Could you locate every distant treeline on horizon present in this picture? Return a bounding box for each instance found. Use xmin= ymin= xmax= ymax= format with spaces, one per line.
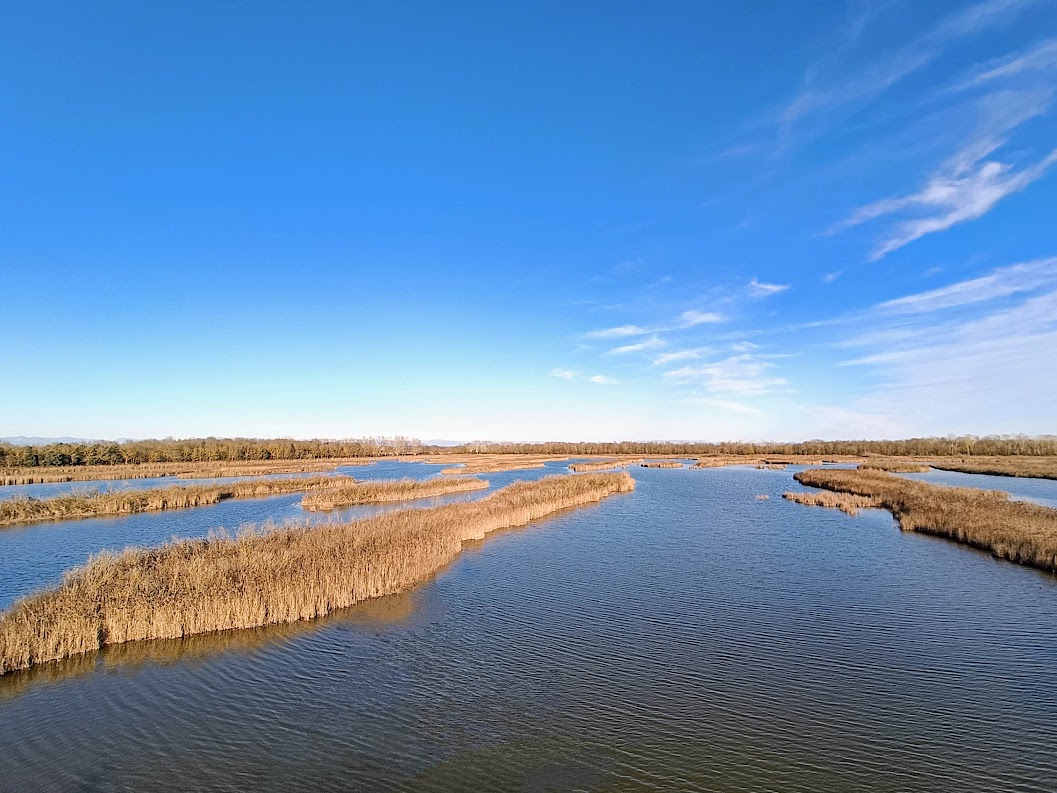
xmin=3 ymin=434 xmax=1057 ymax=468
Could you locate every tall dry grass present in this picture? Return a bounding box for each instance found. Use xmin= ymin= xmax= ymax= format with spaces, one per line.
xmin=641 ymin=462 xmax=684 ymax=469
xmin=782 ymin=490 xmax=879 ymax=516
xmin=301 ymin=477 xmax=489 ymax=510
xmin=568 ymin=459 xmax=644 ymax=472
xmin=858 ymin=460 xmax=932 ymax=473
xmin=0 ymin=472 xmax=634 ymax=675
xmin=929 ymin=457 xmax=1057 ymax=481
xmin=0 ymin=458 xmax=371 ymax=487
xmin=440 ymin=461 xmax=547 ymax=475
xmin=792 ymin=468 xmax=1057 ymax=572
xmin=0 ymin=476 xmax=358 ymax=526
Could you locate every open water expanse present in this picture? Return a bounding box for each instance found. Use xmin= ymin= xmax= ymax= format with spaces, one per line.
xmin=1 ymin=462 xmax=1056 ymax=791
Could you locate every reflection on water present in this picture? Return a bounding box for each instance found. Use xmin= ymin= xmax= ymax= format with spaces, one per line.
xmin=1 ymin=465 xmax=1056 ymax=791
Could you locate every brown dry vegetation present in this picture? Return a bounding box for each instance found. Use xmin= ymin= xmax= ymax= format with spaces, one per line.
xmin=0 ymin=472 xmax=635 ymax=675
xmin=929 ymin=457 xmax=1057 ymax=481
xmin=641 ymin=462 xmax=684 ymax=469
xmin=792 ymin=468 xmax=1057 ymax=573
xmin=0 ymin=476 xmax=360 ymax=526
xmin=568 ymin=459 xmax=644 ymax=472
xmin=440 ymin=460 xmax=549 ymax=475
xmin=756 ymin=463 xmax=788 ymax=470
xmin=301 ymin=477 xmax=489 ymax=510
xmin=0 ymin=458 xmax=372 ymax=487
xmin=858 ymin=460 xmax=932 ymax=473
xmin=783 ymin=490 xmax=879 ymax=516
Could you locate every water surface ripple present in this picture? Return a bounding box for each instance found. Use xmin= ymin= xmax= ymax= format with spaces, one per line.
xmin=1 ymin=464 xmax=1055 ymax=791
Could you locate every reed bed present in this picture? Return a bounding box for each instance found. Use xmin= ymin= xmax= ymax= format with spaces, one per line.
xmin=791 ymin=468 xmax=1057 ymax=572
xmin=756 ymin=463 xmax=788 ymax=470
xmin=0 ymin=476 xmax=358 ymax=526
xmin=783 ymin=490 xmax=879 ymax=516
xmin=0 ymin=472 xmax=635 ymax=675
xmin=301 ymin=477 xmax=489 ymax=510
xmin=691 ymin=458 xmax=751 ymax=469
xmin=0 ymin=458 xmax=371 ymax=487
xmin=440 ymin=461 xmax=547 ymax=475
xmin=641 ymin=462 xmax=684 ymax=469
xmin=568 ymin=458 xmax=644 ymax=472
xmin=929 ymin=457 xmax=1057 ymax=481
xmin=858 ymin=461 xmax=932 ymax=473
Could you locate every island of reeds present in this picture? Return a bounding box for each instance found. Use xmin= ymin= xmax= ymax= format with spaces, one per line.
xmin=0 ymin=472 xmax=634 ymax=675
xmin=301 ymin=477 xmax=488 ymax=510
xmin=0 ymin=476 xmax=358 ymax=526
xmin=786 ymin=468 xmax=1057 ymax=573
xmin=0 ymin=475 xmax=496 ymax=526
xmin=568 ymin=458 xmax=644 ymax=472
xmin=641 ymin=461 xmax=684 ymax=469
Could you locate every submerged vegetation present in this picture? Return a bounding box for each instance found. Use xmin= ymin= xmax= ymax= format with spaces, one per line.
xmin=301 ymin=477 xmax=489 ymax=510
xmin=790 ymin=468 xmax=1057 ymax=573
xmin=0 ymin=472 xmax=635 ymax=675
xmin=568 ymin=459 xmax=644 ymax=472
xmin=0 ymin=476 xmax=360 ymax=526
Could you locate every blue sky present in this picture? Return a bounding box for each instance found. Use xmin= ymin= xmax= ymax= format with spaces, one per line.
xmin=3 ymin=1 xmax=1056 ymax=442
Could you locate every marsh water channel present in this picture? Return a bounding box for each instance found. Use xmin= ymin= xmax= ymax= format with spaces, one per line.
xmin=1 ymin=462 xmax=1056 ymax=791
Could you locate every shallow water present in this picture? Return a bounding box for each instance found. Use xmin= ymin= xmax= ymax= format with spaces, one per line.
xmin=1 ymin=464 xmax=1056 ymax=791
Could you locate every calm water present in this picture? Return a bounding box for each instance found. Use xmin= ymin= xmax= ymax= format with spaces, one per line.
xmin=1 ymin=464 xmax=1056 ymax=791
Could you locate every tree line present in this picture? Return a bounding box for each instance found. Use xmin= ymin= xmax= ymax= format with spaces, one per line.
xmin=5 ymin=433 xmax=1057 ymax=469
xmin=450 ymin=435 xmax=1057 ymax=458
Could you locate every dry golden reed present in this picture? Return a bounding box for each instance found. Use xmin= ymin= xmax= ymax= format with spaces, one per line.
xmin=858 ymin=461 xmax=932 ymax=473
xmin=568 ymin=459 xmax=644 ymax=472
xmin=0 ymin=472 xmax=634 ymax=675
xmin=0 ymin=458 xmax=371 ymax=487
xmin=301 ymin=477 xmax=489 ymax=510
xmin=929 ymin=458 xmax=1057 ymax=481
xmin=440 ymin=461 xmax=547 ymax=475
xmin=640 ymin=462 xmax=684 ymax=469
xmin=792 ymin=468 xmax=1057 ymax=572
xmin=0 ymin=476 xmax=358 ymax=526
xmin=782 ymin=490 xmax=879 ymax=516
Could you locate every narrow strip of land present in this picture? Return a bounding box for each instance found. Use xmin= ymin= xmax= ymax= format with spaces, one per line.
xmin=0 ymin=458 xmax=373 ymax=487
xmin=301 ymin=477 xmax=489 ymax=510
xmin=568 ymin=459 xmax=644 ymax=472
xmin=0 ymin=476 xmax=362 ymax=526
xmin=0 ymin=472 xmax=635 ymax=675
xmin=787 ymin=468 xmax=1057 ymax=573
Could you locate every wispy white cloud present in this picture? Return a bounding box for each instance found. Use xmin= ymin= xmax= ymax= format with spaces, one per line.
xmin=955 ymin=37 xmax=1057 ymax=89
xmin=748 ymin=278 xmax=791 ymax=298
xmin=664 ymin=353 xmax=788 ymax=396
xmin=823 ymin=271 xmax=843 ymax=283
xmin=588 ymin=374 xmax=619 ymax=385
xmin=873 ymin=258 xmax=1057 ymax=314
xmin=548 ymin=368 xmax=579 ymax=380
xmin=784 ymin=0 xmax=1040 ymax=123
xmin=729 ymin=341 xmax=759 ymax=352
xmin=607 ymin=335 xmax=667 ymax=356
xmin=585 ymin=324 xmax=650 ymax=339
xmin=652 ymin=347 xmax=711 ymax=366
xmin=832 ymin=90 xmax=1057 ymax=259
xmin=585 ymin=309 xmax=724 ymax=341
xmin=684 ymin=397 xmax=763 ymax=415
xmin=678 ymin=309 xmax=725 ymax=327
